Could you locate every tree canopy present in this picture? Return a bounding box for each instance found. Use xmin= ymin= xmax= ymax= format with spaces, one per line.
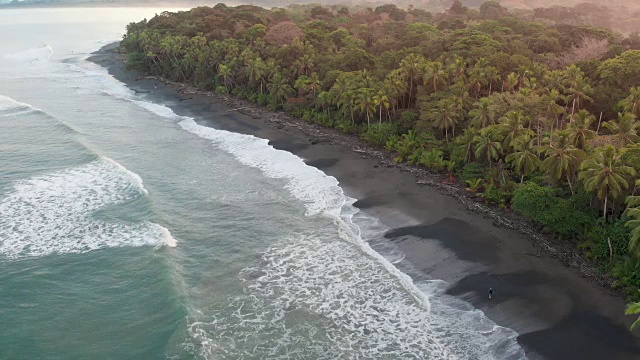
xmin=121 ymin=2 xmax=640 ymax=310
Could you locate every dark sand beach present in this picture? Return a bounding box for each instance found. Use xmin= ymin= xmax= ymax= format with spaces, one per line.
xmin=90 ymin=43 xmax=640 ymax=359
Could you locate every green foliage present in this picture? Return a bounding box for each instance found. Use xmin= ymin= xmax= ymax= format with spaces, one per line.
xmin=598 ymin=51 xmax=640 ymax=90
xmin=418 ymin=148 xmax=446 ymax=171
xmin=121 ymin=3 xmax=640 ymax=307
xmin=512 ymin=183 xmax=593 ymax=238
xmin=621 ymin=144 xmax=640 ymax=172
xmin=625 ymin=302 xmax=640 ymax=330
xmin=580 ymin=219 xmax=631 ymax=264
xmin=336 ymin=118 xmax=357 ymax=134
xmin=125 ymin=52 xmax=147 ymax=70
xmin=215 ymin=85 xmax=229 ymax=95
xmin=477 ymin=180 xmax=515 ymax=208
xmin=398 ymin=110 xmax=419 ymax=132
xmin=458 ymin=162 xmax=486 ymax=184
xmin=612 ymin=257 xmax=640 ymax=301
xmin=361 ymin=123 xmax=399 ymax=146
xmin=465 ymin=178 xmax=485 ymax=193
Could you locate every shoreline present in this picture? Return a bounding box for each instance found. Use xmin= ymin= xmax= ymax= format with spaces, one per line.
xmin=89 ymin=43 xmax=640 ymax=359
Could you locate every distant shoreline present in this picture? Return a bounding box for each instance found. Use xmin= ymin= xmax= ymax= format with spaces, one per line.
xmin=0 ymin=1 xmax=252 ymax=10
xmin=90 ymin=42 xmax=640 ymax=359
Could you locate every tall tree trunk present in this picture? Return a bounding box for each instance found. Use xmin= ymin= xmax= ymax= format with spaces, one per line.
xmin=596 ymin=112 xmax=603 ymax=135
xmin=410 ymin=76 xmax=413 ymax=106
xmin=603 ymin=192 xmax=608 ymax=219
xmin=537 ymin=119 xmax=542 ymax=147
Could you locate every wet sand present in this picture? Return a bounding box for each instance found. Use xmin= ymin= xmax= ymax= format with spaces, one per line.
xmin=90 ymin=43 xmax=640 ymax=359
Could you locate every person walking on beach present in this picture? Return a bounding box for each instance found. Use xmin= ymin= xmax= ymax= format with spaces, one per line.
xmin=488 ymin=287 xmax=495 ymax=300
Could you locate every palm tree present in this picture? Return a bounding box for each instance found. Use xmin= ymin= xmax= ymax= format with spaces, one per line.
xmin=568 ymin=110 xmax=596 ymax=150
xmin=504 ymin=72 xmax=518 ymax=92
xmin=566 ymin=76 xmax=594 ymax=115
xmin=456 ymin=127 xmax=479 ymax=162
xmin=331 ymin=76 xmax=353 ymax=121
xmin=430 ymin=99 xmax=460 ymax=140
xmin=246 ymin=56 xmax=266 ymax=93
xmin=625 ymin=302 xmax=640 ymax=331
xmin=268 ymin=72 xmax=294 ymax=108
xmin=499 ymin=111 xmax=534 ymax=151
xmin=400 ymin=54 xmax=425 ymax=105
xmin=468 ymin=66 xmax=487 ymax=98
xmin=542 ymin=131 xmax=584 ymax=193
xmin=373 ymin=91 xmax=390 ymax=124
xmin=621 ymin=86 xmax=640 ymax=118
xmin=339 ymin=89 xmax=358 ymax=125
xmin=542 ymin=89 xmax=565 ymax=132
xmin=506 ymin=135 xmax=540 ymax=182
xmin=422 ymin=61 xmax=446 ymax=93
xmin=294 ymin=52 xmax=315 ymax=77
xmin=447 ymin=55 xmax=467 ymax=83
xmin=294 ymin=75 xmax=310 ymax=97
xmin=356 ymin=88 xmax=376 ymax=127
xmin=543 ymin=70 xmax=567 ymax=93
xmin=331 ymin=76 xmax=350 ymax=103
xmin=385 ymin=71 xmax=408 ymax=111
xmin=625 ymin=179 xmax=640 ymax=256
xmin=469 ymin=98 xmax=496 ymax=128
xmin=603 ymin=112 xmax=640 ymax=146
xmin=218 ymin=63 xmax=233 ymax=90
xmin=563 ymin=64 xmax=584 ymax=88
xmin=315 ymin=91 xmax=332 ymax=115
xmin=579 ymin=146 xmax=636 ymax=218
xmin=484 ymin=66 xmax=501 ymax=95
xmin=474 ymin=129 xmax=503 ymax=168
xmin=305 ymin=73 xmax=322 ymax=98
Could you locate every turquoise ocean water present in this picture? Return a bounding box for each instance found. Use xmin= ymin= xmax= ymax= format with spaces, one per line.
xmin=0 ymin=8 xmax=526 ymax=359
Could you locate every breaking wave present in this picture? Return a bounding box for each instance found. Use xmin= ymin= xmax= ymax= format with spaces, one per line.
xmin=54 ymin=54 xmax=525 ymax=358
xmin=115 ymin=98 xmax=525 ymax=358
xmin=3 ymin=44 xmax=54 ymax=62
xmin=0 ymin=156 xmax=176 ymax=259
xmin=0 ymin=94 xmax=40 ymax=117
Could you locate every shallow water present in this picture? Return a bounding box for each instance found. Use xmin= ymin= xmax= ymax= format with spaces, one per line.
xmin=0 ymin=8 xmax=526 ymax=359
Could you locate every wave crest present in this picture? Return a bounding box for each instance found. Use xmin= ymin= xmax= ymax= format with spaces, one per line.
xmin=0 ymin=156 xmax=176 ymax=259
xmin=4 ymin=45 xmax=54 ymax=62
xmin=0 ymin=94 xmax=39 ymax=117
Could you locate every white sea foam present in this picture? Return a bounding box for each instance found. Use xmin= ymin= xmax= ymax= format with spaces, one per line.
xmin=118 ymin=105 xmax=524 ymax=358
xmin=0 ymin=94 xmax=39 ymax=117
xmin=4 ymin=45 xmax=54 ymax=62
xmin=132 ymin=100 xmax=182 ymax=119
xmin=63 ymin=61 xmax=137 ymax=99
xmin=190 ymin=231 xmax=524 ymax=359
xmin=179 ymin=118 xmax=345 ymax=217
xmin=65 ymin=62 xmax=524 ymax=357
xmin=0 ymin=156 xmax=176 ymax=259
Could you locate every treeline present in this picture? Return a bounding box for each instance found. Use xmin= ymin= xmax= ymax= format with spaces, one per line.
xmin=121 ymin=1 xmax=640 ymax=301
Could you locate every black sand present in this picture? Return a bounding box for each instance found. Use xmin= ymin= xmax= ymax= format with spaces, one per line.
xmin=89 ymin=43 xmax=640 ymax=359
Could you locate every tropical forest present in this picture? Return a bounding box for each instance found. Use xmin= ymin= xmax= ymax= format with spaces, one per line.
xmin=120 ymin=1 xmax=640 ymax=327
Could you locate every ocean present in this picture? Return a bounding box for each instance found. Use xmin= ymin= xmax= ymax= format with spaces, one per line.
xmin=0 ymin=8 xmax=526 ymax=359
